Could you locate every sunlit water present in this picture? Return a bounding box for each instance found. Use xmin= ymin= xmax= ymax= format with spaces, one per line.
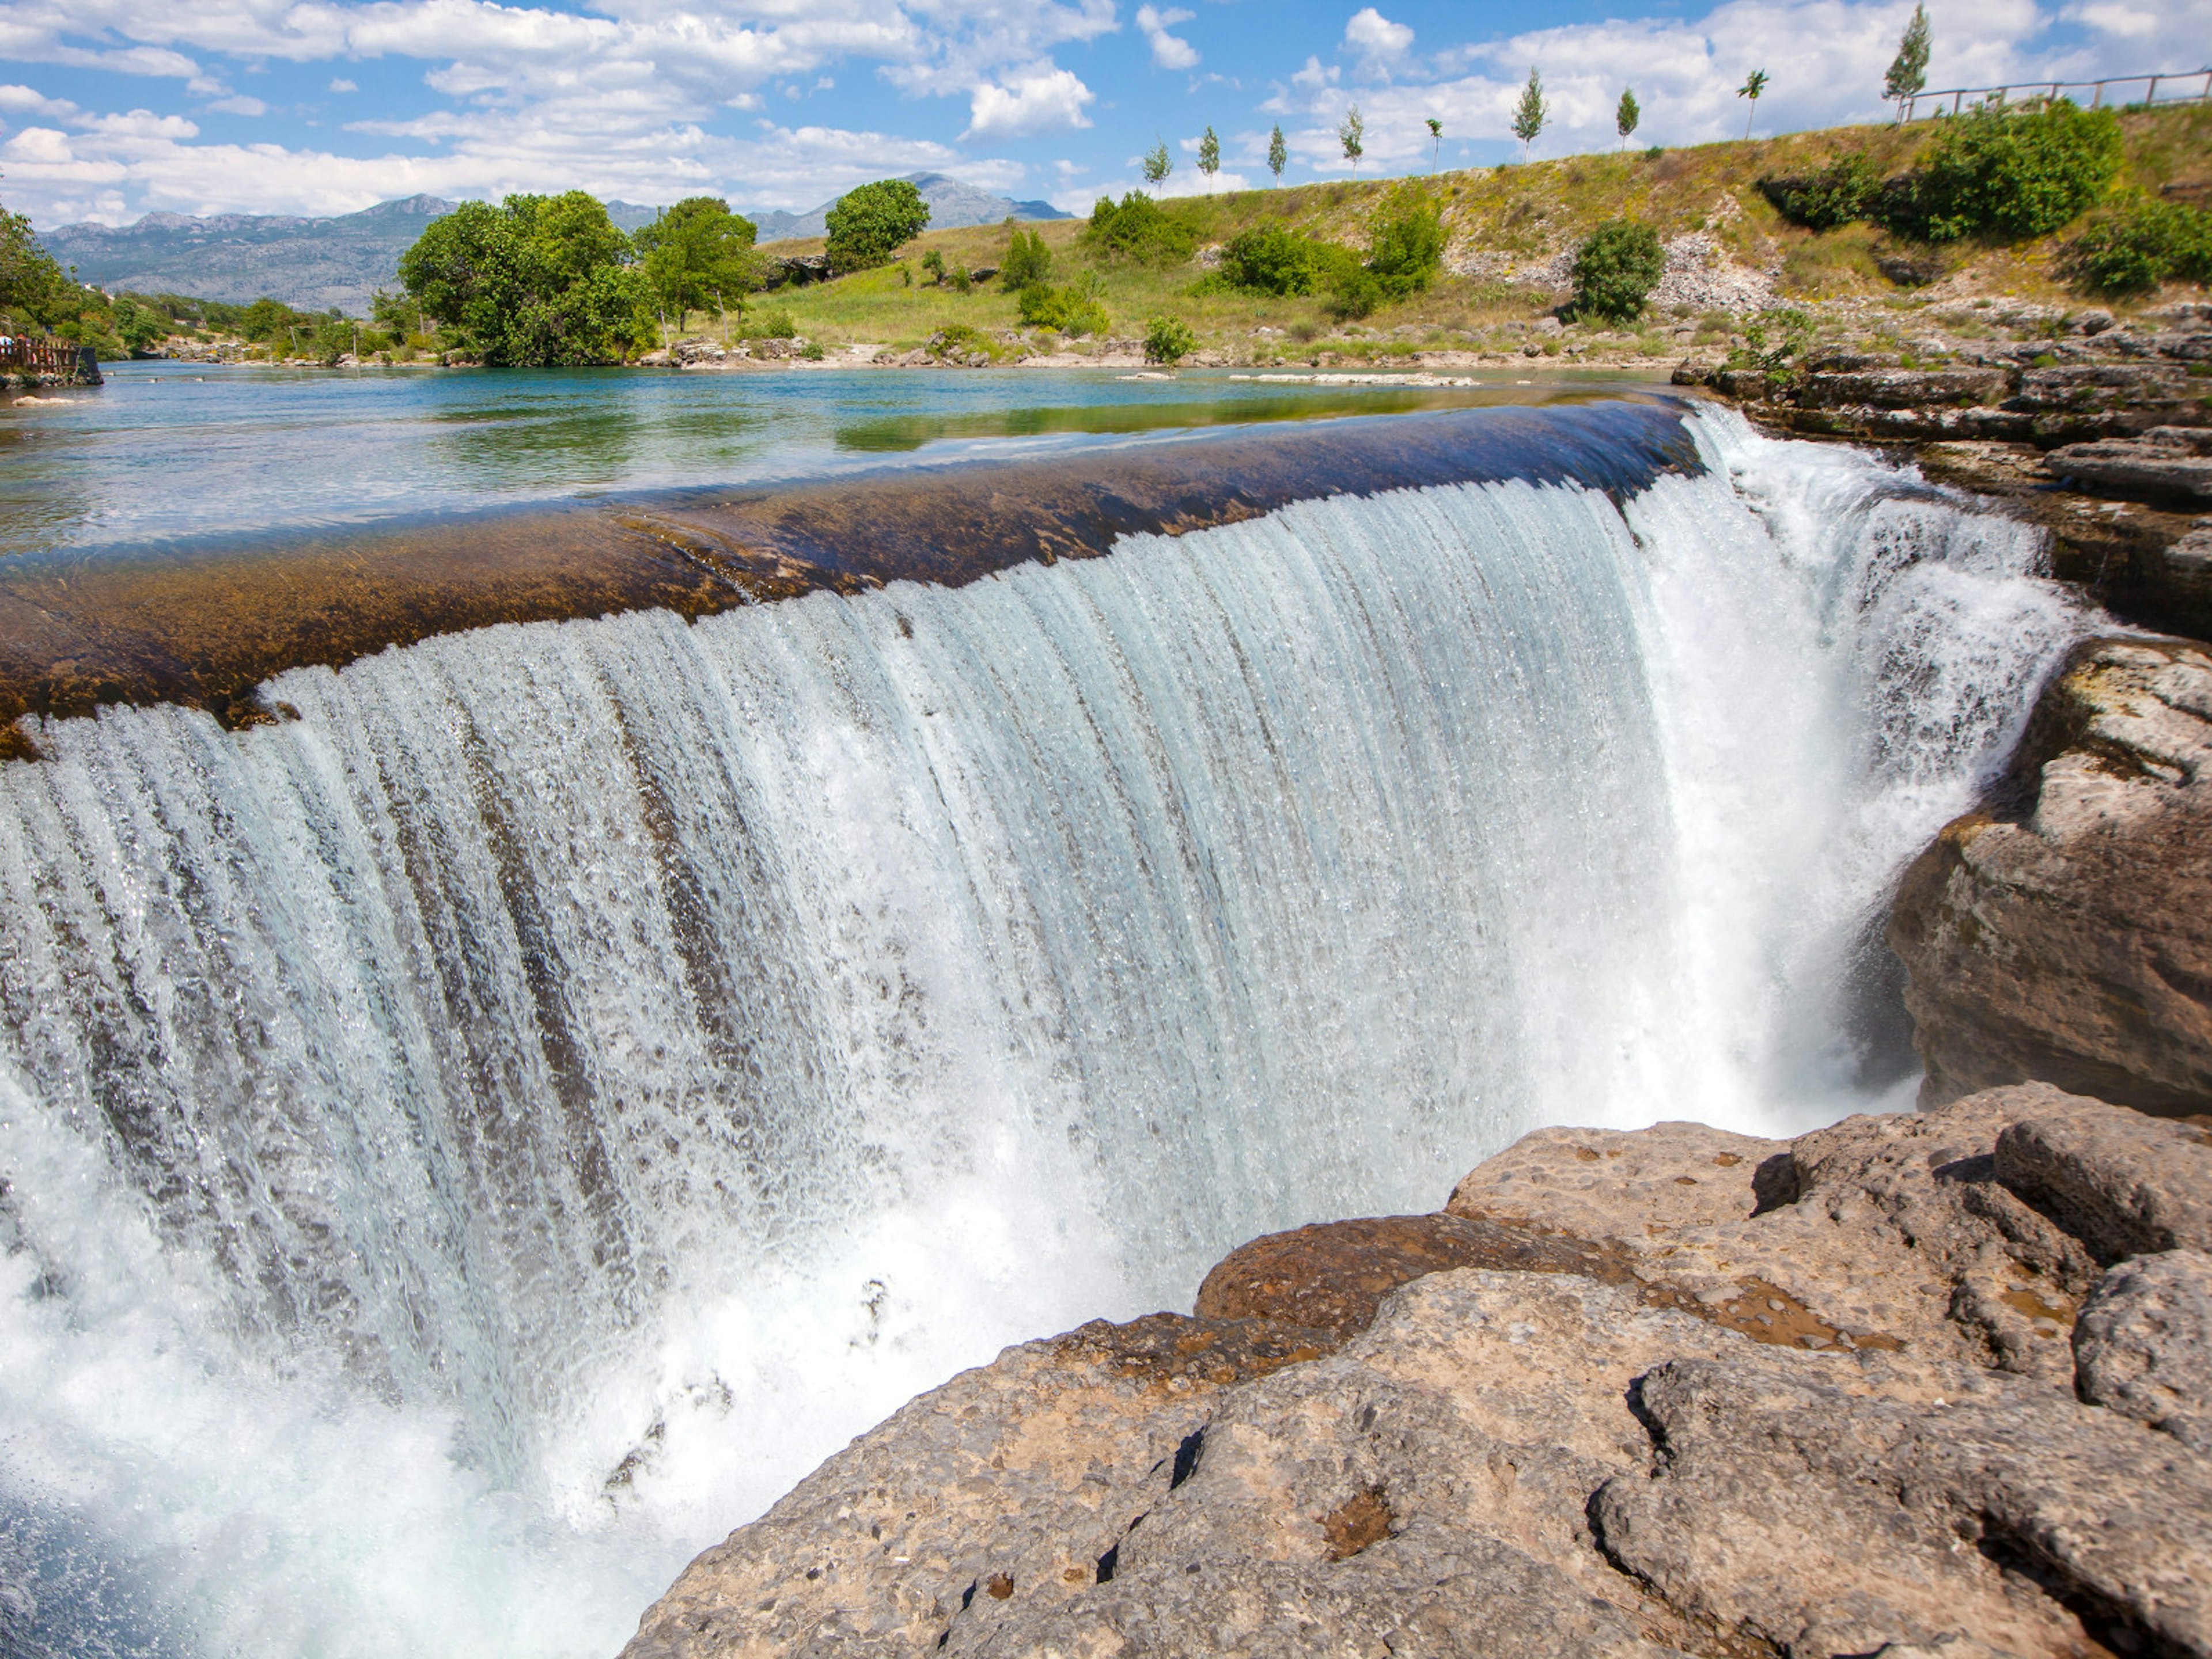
xmin=0 ymin=400 xmax=2090 ymax=1657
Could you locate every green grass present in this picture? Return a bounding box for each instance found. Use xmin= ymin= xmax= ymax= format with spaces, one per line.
xmin=676 ymin=103 xmax=2208 ymax=362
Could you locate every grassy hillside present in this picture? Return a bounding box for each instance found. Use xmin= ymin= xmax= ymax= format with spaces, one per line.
xmin=709 ymin=103 xmax=2210 ymax=366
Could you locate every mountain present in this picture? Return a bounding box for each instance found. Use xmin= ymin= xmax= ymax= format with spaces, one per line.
xmin=745 ymin=172 xmax=1070 ymax=244
xmin=34 ymin=176 xmax=1062 ymax=312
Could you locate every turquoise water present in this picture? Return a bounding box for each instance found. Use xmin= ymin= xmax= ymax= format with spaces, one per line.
xmin=0 ymin=362 xmax=1653 ymax=555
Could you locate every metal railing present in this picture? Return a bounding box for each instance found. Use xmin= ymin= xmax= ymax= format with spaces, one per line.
xmin=0 ymin=336 xmax=85 ymax=374
xmin=1901 ymin=69 xmax=2212 ymax=120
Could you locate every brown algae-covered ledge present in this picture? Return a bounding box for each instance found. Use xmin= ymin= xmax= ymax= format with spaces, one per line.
xmin=0 ymin=399 xmax=1701 ymax=760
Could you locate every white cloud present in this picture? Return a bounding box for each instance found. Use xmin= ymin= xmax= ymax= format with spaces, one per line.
xmin=963 ymin=64 xmax=1094 ymax=138
xmin=1135 ymin=5 xmax=1198 ymax=71
xmin=1343 ymin=7 xmax=1412 ymax=70
xmin=328 ymin=77 xmax=358 ymax=92
xmin=206 ymin=95 xmax=268 ymax=115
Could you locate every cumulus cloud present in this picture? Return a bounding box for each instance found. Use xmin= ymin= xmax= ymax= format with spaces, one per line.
xmin=1342 ymin=7 xmax=1412 ymax=70
xmin=964 ymin=64 xmax=1094 ymax=138
xmin=1135 ymin=5 xmax=1198 ymax=70
xmin=328 ymin=77 xmax=358 ymax=92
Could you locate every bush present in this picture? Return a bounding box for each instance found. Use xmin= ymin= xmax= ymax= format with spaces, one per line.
xmin=1016 ymin=279 xmax=1108 ymax=337
xmin=1143 ymin=314 xmax=1197 ymax=365
xmin=1569 ymin=222 xmax=1666 ymax=323
xmin=1002 ymin=227 xmax=1053 ymax=289
xmin=753 ymin=309 xmax=797 ymax=339
xmin=1323 ymin=263 xmax=1384 ymax=320
xmin=1761 ymin=153 xmax=1880 ymax=231
xmin=2071 ymin=197 xmax=2212 ymax=294
xmin=1085 ymin=193 xmax=1198 ymax=266
xmin=1367 ymin=195 xmax=1446 ymax=298
xmin=1222 ymin=225 xmax=1320 ymax=295
xmin=1908 ymin=101 xmax=2122 ymax=243
xmin=824 ymin=179 xmax=931 ymax=274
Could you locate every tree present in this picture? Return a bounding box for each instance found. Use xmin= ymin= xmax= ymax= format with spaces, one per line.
xmin=1616 ymin=88 xmax=1641 ymax=150
xmin=1885 ymin=4 xmax=1931 ymax=120
xmin=1738 ymin=69 xmax=1770 ymax=139
xmin=1143 ymin=313 xmax=1196 ymax=365
xmin=1569 ymin=221 xmax=1666 ymax=323
xmin=1339 ymin=105 xmax=1365 ymax=174
xmin=1513 ymin=69 xmax=1546 ymax=161
xmin=1002 ymin=226 xmax=1053 ymax=289
xmin=1368 ymin=190 xmax=1446 ymax=297
xmin=1267 ymin=123 xmax=1288 ymax=185
xmin=823 ymin=179 xmax=930 ymax=274
xmin=632 ymin=196 xmax=760 ymax=322
xmin=1425 ymin=116 xmax=1444 ymax=173
xmin=1197 ymin=126 xmax=1221 ymax=191
xmin=1143 ymin=138 xmax=1173 ymax=195
xmin=397 ymin=192 xmax=654 ymax=366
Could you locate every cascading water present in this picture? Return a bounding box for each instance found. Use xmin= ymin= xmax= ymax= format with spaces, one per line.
xmin=0 ymin=408 xmax=2089 ymax=1658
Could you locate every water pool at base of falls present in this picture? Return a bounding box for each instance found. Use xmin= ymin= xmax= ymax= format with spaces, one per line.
xmin=0 ymin=408 xmax=2089 ymax=1657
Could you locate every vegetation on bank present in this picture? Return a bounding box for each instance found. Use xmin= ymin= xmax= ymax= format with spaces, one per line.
xmin=5 ymin=100 xmax=2204 ymax=372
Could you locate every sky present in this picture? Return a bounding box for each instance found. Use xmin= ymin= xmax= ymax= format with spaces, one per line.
xmin=0 ymin=0 xmax=2204 ymax=229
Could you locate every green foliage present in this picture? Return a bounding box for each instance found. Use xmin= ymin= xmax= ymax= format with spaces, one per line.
xmin=1761 ymin=153 xmax=1881 ymax=230
xmin=1198 ymin=126 xmax=1221 ymax=187
xmin=1512 ymin=70 xmax=1546 ymax=153
xmin=1885 ymin=5 xmax=1931 ymax=106
xmin=1726 ymin=306 xmax=1815 ymax=381
xmin=1616 ymin=89 xmax=1640 ymax=146
xmin=823 ymin=179 xmax=930 ymax=274
xmin=398 ymin=193 xmax=653 ymax=366
xmin=1002 ymin=227 xmax=1053 ymax=289
xmin=1084 ymin=192 xmax=1198 ymax=265
xmin=240 ymin=297 xmax=299 ymax=340
xmin=1267 ymin=123 xmax=1288 ymax=183
xmin=110 ymin=296 xmax=166 ymax=355
xmin=1568 ymin=221 xmax=1666 ymax=323
xmin=0 ymin=198 xmax=131 ymax=356
xmin=2070 ymin=196 xmax=2212 ymax=294
xmin=1366 ymin=191 xmax=1446 ymax=298
xmin=1908 ymin=101 xmax=2123 ymax=243
xmin=1143 ymin=139 xmax=1172 ymax=191
xmin=633 ymin=196 xmax=760 ymax=318
xmin=927 ymin=323 xmax=1001 ymax=362
xmin=1221 ymin=225 xmax=1322 ymax=295
xmin=1143 ymin=313 xmax=1196 ymax=365
xmin=1016 ymin=274 xmax=1108 ymax=336
xmin=751 ymin=309 xmax=797 ymax=339
xmin=1339 ymin=105 xmax=1365 ymax=171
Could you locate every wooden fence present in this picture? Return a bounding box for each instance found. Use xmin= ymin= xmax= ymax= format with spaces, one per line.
xmin=0 ymin=336 xmax=90 ymax=376
xmin=1902 ymin=69 xmax=2212 ymax=121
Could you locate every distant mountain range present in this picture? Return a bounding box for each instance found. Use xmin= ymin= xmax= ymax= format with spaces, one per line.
xmin=37 ymin=173 xmax=1069 ymax=314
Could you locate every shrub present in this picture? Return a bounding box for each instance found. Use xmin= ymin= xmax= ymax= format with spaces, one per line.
xmin=1002 ymin=228 xmax=1053 ymax=289
xmin=753 ymin=309 xmax=797 ymax=339
xmin=1016 ymin=279 xmax=1108 ymax=337
xmin=1761 ymin=153 xmax=1880 ymax=231
xmin=1222 ymin=225 xmax=1320 ymax=295
xmin=1569 ymin=222 xmax=1666 ymax=323
xmin=1907 ymin=101 xmax=2122 ymax=243
xmin=1085 ymin=193 xmax=1198 ymax=266
xmin=824 ymin=179 xmax=931 ymax=274
xmin=2071 ymin=197 xmax=2212 ymax=294
xmin=1323 ymin=263 xmax=1385 ymax=320
xmin=1143 ymin=314 xmax=1197 ymax=365
xmin=1367 ymin=195 xmax=1447 ymax=298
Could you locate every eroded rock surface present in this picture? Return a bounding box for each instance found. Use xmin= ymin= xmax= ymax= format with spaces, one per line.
xmin=622 ymin=1088 xmax=2212 ymax=1659
xmin=1889 ymin=637 xmax=2212 ymax=1117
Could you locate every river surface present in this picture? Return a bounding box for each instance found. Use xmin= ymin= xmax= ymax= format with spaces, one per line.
xmin=0 ymin=362 xmax=1652 ymax=556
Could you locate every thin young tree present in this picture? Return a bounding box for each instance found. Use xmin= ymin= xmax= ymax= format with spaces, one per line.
xmin=1339 ymin=104 xmax=1365 ymax=175
xmin=1426 ymin=116 xmax=1443 ymax=173
xmin=1143 ymin=137 xmax=1173 ymax=195
xmin=1737 ymin=67 xmax=1768 ymax=139
xmin=1198 ymin=125 xmax=1221 ymax=192
xmin=1512 ymin=67 xmax=1546 ymax=161
xmin=1884 ymin=4 xmax=1931 ymax=121
xmin=1267 ymin=122 xmax=1288 ymax=185
xmin=1616 ymin=87 xmax=1641 ymax=151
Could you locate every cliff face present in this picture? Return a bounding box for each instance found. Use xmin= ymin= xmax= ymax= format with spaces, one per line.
xmin=619 ymin=1085 xmax=2212 ymax=1659
xmin=1889 ymin=637 xmax=2212 ymax=1117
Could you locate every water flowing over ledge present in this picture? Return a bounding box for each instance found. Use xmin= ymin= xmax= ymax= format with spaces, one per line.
xmin=0 ymin=407 xmax=2092 ymax=1658
xmin=0 ymin=400 xmax=1695 ymax=756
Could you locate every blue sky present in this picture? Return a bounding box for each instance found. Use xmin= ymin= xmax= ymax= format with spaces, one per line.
xmin=0 ymin=0 xmax=2202 ymax=228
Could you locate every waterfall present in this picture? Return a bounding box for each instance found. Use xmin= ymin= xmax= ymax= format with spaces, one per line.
xmin=0 ymin=408 xmax=2087 ymax=1658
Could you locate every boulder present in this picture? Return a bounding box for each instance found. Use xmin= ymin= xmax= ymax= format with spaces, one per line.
xmin=2047 ymin=427 xmax=2212 ymax=504
xmin=1796 ymin=366 xmax=2006 ymax=410
xmin=623 ymin=1090 xmax=2212 ymax=1659
xmin=1889 ymin=637 xmax=2212 ymax=1116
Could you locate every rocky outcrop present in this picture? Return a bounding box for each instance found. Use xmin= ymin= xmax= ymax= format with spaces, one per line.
xmin=1888 ymin=637 xmax=2212 ymax=1117
xmin=2047 ymin=427 xmax=2212 ymax=505
xmin=620 ymin=1086 xmax=2212 ymax=1659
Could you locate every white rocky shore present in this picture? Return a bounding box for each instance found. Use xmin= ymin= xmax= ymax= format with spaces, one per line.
xmin=619 ymin=1084 xmax=2212 ymax=1658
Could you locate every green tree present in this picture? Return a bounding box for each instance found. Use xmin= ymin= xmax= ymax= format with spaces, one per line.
xmin=1267 ymin=123 xmax=1288 ymax=185
xmin=1143 ymin=313 xmax=1196 ymax=365
xmin=1198 ymin=126 xmax=1221 ymax=191
xmin=1885 ymin=5 xmax=1932 ymax=118
xmin=1513 ymin=70 xmax=1546 ymax=160
xmin=1143 ymin=138 xmax=1173 ymax=195
xmin=1339 ymin=104 xmax=1365 ymax=174
xmin=1368 ymin=190 xmax=1446 ymax=297
xmin=2071 ymin=196 xmax=2212 ymax=294
xmin=1085 ymin=192 xmax=1196 ymax=264
xmin=1222 ymin=225 xmax=1321 ymax=294
xmin=633 ymin=196 xmax=760 ymax=321
xmin=1426 ymin=116 xmax=1443 ymax=172
xmin=398 ymin=192 xmax=653 ymax=366
xmin=1910 ymin=100 xmax=2122 ymax=241
xmin=1616 ymin=88 xmax=1641 ymax=150
xmin=823 ymin=179 xmax=930 ymax=274
xmin=1002 ymin=226 xmax=1053 ymax=289
xmin=1738 ymin=69 xmax=1769 ymax=139
xmin=1569 ymin=221 xmax=1666 ymax=323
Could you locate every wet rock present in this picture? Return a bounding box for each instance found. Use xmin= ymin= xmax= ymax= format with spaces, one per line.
xmin=1888 ymin=638 xmax=2212 ymax=1116
xmin=2046 ymin=426 xmax=2212 ymax=504
xmin=2074 ymin=1248 xmax=2212 ymax=1452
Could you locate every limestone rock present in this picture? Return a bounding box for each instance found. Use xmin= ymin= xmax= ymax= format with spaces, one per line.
xmin=2047 ymin=426 xmax=2212 ymax=503
xmin=2074 ymin=1248 xmax=2212 ymax=1452
xmin=1888 ymin=637 xmax=2212 ymax=1117
xmin=1994 ymin=1097 xmax=2212 ymax=1259
xmin=1797 ymin=367 xmax=2008 ymax=410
